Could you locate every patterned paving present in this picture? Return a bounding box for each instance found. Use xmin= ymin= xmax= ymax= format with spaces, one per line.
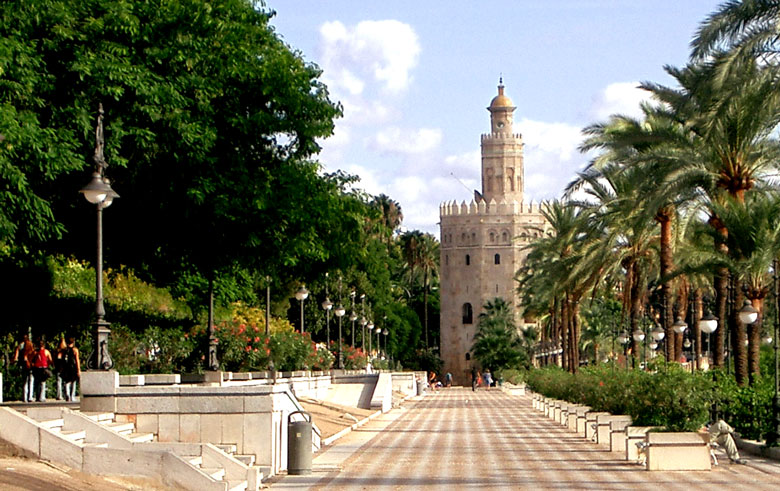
xmin=278 ymin=387 xmax=780 ymax=490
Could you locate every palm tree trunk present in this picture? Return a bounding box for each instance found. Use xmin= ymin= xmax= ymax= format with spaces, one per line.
xmin=731 ymin=279 xmax=748 ymax=386
xmin=423 ymin=267 xmax=429 ymax=349
xmin=657 ymin=209 xmax=674 ymax=362
xmin=561 ymin=296 xmax=569 ymax=372
xmin=630 ymin=262 xmax=642 ymax=368
xmin=571 ymin=298 xmax=581 ymax=371
xmin=714 ymin=269 xmax=728 ymax=366
xmin=694 ymin=288 xmax=703 ymax=370
xmin=748 ymin=297 xmax=763 ymax=384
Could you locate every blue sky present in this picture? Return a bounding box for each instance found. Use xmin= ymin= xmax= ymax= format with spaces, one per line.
xmin=268 ymin=1 xmax=722 ymax=234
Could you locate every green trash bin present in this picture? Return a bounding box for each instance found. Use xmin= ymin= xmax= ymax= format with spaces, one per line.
xmin=287 ymin=410 xmax=312 ymax=475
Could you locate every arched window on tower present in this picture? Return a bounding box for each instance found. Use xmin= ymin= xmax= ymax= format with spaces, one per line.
xmin=465 ymin=254 xmax=471 ymax=266
xmin=462 ymin=303 xmax=473 ymax=324
xmin=445 ymin=254 xmax=449 ymax=266
xmin=465 ymin=353 xmax=471 ymax=361
xmin=494 ymin=254 xmax=500 ymax=265
xmin=502 ymin=231 xmax=508 ymax=242
xmin=489 ymin=232 xmax=495 ymax=242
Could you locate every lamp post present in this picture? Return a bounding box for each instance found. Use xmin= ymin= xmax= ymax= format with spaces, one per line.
xmin=295 ymin=285 xmax=309 ymax=333
xmin=360 ymin=293 xmax=366 ymax=348
xmin=632 ymin=327 xmax=645 ymax=370
xmin=767 ymin=260 xmax=780 ymax=447
xmin=375 ymin=324 xmax=382 ymax=357
xmin=672 ymin=317 xmax=688 ymax=365
xmin=335 ymin=304 xmax=346 ymax=369
xmin=618 ymin=331 xmax=630 ymax=371
xmin=349 ymin=290 xmax=357 ymax=347
xmin=367 ymin=320 xmax=374 ymax=356
xmin=265 ymin=276 xmax=271 ymax=336
xmin=80 ymin=104 xmax=119 ymax=370
xmin=699 ymin=310 xmax=719 ymax=420
xmin=321 ymin=292 xmax=333 ymax=349
xmin=383 ymin=327 xmax=389 ymax=359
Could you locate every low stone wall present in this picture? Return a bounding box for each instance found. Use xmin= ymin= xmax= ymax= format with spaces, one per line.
xmin=81 ymin=369 xmax=404 ymax=476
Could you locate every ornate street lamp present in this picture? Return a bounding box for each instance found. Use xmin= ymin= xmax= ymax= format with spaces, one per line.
xmin=382 ymin=327 xmax=389 ymax=359
xmin=375 ymin=324 xmax=381 ymax=356
xmin=738 ymin=299 xmax=759 ymax=325
xmin=359 ymin=293 xmax=366 ymax=348
xmin=334 ymin=304 xmax=346 ymax=369
xmin=80 ymin=104 xmax=119 ymax=370
xmin=672 ymin=317 xmax=688 ymax=335
xmin=698 ymin=311 xmax=718 ymax=365
xmin=295 ymin=285 xmax=309 ymax=333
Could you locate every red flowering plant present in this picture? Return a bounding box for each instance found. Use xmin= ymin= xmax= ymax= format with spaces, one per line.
xmin=307 ymin=342 xmax=335 ymax=371
xmin=341 ymin=345 xmax=368 ymax=370
xmin=213 ymin=319 xmax=270 ymax=372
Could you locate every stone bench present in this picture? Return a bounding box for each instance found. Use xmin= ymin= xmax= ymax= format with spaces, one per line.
xmin=585 ymin=412 xmax=609 ymax=441
xmin=558 ymin=402 xmax=573 ymax=426
xmin=575 ymin=406 xmax=592 ymax=434
xmin=645 ymin=432 xmax=711 ymax=471
xmin=569 ymin=405 xmax=589 ymax=431
xmin=597 ymin=415 xmax=631 ymax=446
xmin=553 ymin=401 xmax=564 ymax=423
xmin=610 ymin=418 xmax=633 ymax=453
xmin=626 ymin=426 xmax=661 ymax=462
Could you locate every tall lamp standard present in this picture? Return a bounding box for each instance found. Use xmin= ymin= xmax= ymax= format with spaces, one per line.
xmin=334 ymin=303 xmax=346 ymax=369
xmin=367 ymin=320 xmax=375 ymax=356
xmin=321 ymin=295 xmax=333 ymax=349
xmin=618 ymin=331 xmax=630 ymax=371
xmin=359 ymin=293 xmax=366 ymax=348
xmin=672 ymin=317 xmax=688 ymax=365
xmin=382 ymin=327 xmax=389 ymax=360
xmin=699 ymin=310 xmax=719 ymax=419
xmin=632 ymin=327 xmax=646 ymax=370
xmin=80 ymin=104 xmax=119 ymax=370
xmin=295 ymin=285 xmax=309 ymax=333
xmin=767 ymin=259 xmax=780 ymax=447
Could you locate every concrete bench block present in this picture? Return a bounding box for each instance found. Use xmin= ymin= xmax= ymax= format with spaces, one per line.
xmin=610 ymin=418 xmax=633 ymax=453
xmin=585 ymin=412 xmax=609 ymax=440
xmin=597 ymin=415 xmax=631 ymax=446
xmin=645 ymin=432 xmax=711 ymax=471
xmin=626 ymin=426 xmax=661 ymax=461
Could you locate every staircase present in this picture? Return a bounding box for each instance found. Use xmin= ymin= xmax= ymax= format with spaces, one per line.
xmin=0 ymin=406 xmax=261 ymax=491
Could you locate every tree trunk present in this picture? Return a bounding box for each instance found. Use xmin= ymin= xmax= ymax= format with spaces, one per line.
xmin=731 ymin=279 xmax=748 ymax=386
xmin=571 ymin=297 xmax=581 ymax=371
xmin=561 ymin=296 xmax=569 ymax=372
xmin=630 ymin=262 xmax=642 ymax=368
xmin=694 ymin=288 xmax=703 ymax=370
xmin=423 ymin=268 xmax=429 ymax=349
xmin=656 ymin=209 xmax=674 ymax=362
xmin=713 ymin=268 xmax=728 ymax=366
xmin=748 ymin=296 xmax=763 ymax=384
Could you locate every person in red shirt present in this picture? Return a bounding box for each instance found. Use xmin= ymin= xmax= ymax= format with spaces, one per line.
xmin=32 ymin=337 xmax=53 ymax=402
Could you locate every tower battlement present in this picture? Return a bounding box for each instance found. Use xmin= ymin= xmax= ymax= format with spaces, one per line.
xmin=481 ymin=132 xmax=522 ymax=141
xmin=439 ymin=198 xmax=542 ymax=217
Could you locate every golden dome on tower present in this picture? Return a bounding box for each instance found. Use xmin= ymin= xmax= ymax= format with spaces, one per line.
xmin=489 ymin=79 xmax=514 ymax=109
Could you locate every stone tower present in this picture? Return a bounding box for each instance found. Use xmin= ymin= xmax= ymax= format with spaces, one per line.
xmin=439 ymin=81 xmax=546 ymax=385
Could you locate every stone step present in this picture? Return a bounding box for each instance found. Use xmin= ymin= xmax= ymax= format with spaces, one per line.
xmin=60 ymin=429 xmax=86 ymax=443
xmin=82 ymin=411 xmax=115 ymax=423
xmin=188 ymin=455 xmax=203 ymax=467
xmin=84 ymin=442 xmax=109 ymax=448
xmin=104 ymin=421 xmax=135 ymax=434
xmin=128 ymin=432 xmax=155 ymax=443
xmin=227 ymin=480 xmax=248 ymax=491
xmin=39 ymin=418 xmax=64 ymax=430
xmin=200 ymin=467 xmax=226 ymax=480
xmin=233 ymin=454 xmax=255 ymax=466
xmin=216 ymin=443 xmax=237 ymax=454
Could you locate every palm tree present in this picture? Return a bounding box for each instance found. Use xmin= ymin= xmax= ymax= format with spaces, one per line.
xmin=370 ymin=194 xmax=403 ymax=245
xmin=471 ymin=298 xmax=526 ymax=371
xmin=400 ymin=231 xmax=439 ymax=348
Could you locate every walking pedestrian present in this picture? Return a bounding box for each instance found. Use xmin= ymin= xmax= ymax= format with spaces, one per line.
xmin=471 ymin=366 xmax=479 ymax=391
xmin=12 ymin=334 xmax=34 ymax=402
xmin=483 ymin=369 xmax=493 ymax=390
xmin=61 ymin=336 xmax=81 ymax=402
xmin=55 ymin=337 xmax=67 ymax=400
xmin=31 ymin=337 xmax=53 ymax=402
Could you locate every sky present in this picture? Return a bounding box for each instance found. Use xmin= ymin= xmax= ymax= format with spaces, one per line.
xmin=268 ymin=1 xmax=724 ymax=234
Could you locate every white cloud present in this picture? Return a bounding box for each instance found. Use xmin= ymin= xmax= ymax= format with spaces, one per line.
xmin=588 ymin=81 xmax=652 ymax=121
xmin=369 ymin=127 xmax=442 ymax=155
xmin=319 ymin=20 xmax=420 ymax=95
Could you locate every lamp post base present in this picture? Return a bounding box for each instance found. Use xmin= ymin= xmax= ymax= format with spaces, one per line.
xmin=87 ymin=320 xmax=113 ymax=370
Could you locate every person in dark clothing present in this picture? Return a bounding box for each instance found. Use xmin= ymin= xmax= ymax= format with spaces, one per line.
xmin=471 ymin=367 xmax=479 ymax=391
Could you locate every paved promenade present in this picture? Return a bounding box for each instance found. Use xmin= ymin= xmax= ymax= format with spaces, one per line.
xmin=274 ymin=387 xmax=780 ymax=490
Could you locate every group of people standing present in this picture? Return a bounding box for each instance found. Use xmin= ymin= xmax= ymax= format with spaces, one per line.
xmin=470 ymin=367 xmax=493 ymax=391
xmin=12 ymin=335 xmax=81 ymax=403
